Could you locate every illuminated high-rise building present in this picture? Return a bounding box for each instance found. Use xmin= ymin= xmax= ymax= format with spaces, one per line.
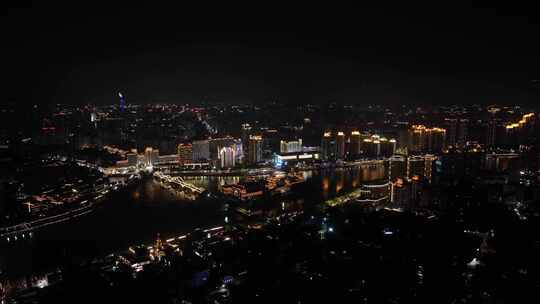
xmin=177 ymin=143 xmax=193 ymax=164
xmin=505 ymin=113 xmax=535 ymax=131
xmin=407 ymin=155 xmax=425 ymax=179
xmin=358 ymin=134 xmax=396 ymax=158
xmin=406 ymin=154 xmax=437 ymax=182
xmin=409 ymin=125 xmax=427 ymax=152
xmin=241 ymin=123 xmax=251 ymax=151
xmin=119 ymin=92 xmax=126 ymax=112
xmin=410 ymin=175 xmax=424 ymax=203
xmin=350 ymin=131 xmax=362 ymax=157
xmin=389 ymin=155 xmax=407 ymax=180
xmin=321 ymin=132 xmax=336 ymax=161
xmin=379 ymin=137 xmax=396 ymax=157
xmin=240 ymin=123 xmax=252 ymax=161
xmin=262 ymin=128 xmax=280 ymax=152
xmin=280 ymin=138 xmax=302 ymax=153
xmin=424 ymin=154 xmax=437 ymax=182
xmin=219 ymin=146 xmax=236 ymax=168
xmin=144 ymin=147 xmax=159 ymax=166
xmin=231 ymin=140 xmax=244 ymax=164
xmin=362 ymin=138 xmax=377 ymax=157
xmin=444 ymin=118 xmax=468 ymax=148
xmin=391 ymin=178 xmax=411 ymax=208
xmin=427 ymin=127 xmax=446 ymax=152
xmin=248 ymin=135 xmax=263 ymax=164
xmin=336 ymin=132 xmax=346 ymax=159
xmin=408 ymin=125 xmax=446 ymax=153
xmin=209 ymin=137 xmax=235 ymax=160
xmin=192 ymin=140 xmax=210 ymax=161
xmin=144 ymin=147 xmax=152 ymax=165
xmin=504 ymin=112 xmax=535 ymax=147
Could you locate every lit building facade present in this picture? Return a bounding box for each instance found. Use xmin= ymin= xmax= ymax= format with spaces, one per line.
xmin=389 ymin=155 xmax=407 ymax=180
xmin=219 ymin=146 xmax=236 ymax=168
xmin=407 ymin=155 xmax=425 ymax=179
xmin=391 ymin=178 xmax=411 ymax=208
xmin=177 ymin=143 xmax=193 ymax=164
xmin=356 ymin=182 xmax=391 ymax=204
xmin=504 ymin=112 xmax=535 ymax=147
xmin=349 ymin=131 xmax=362 ymax=157
xmin=408 ymin=125 xmax=446 ymax=153
xmin=406 ymin=154 xmax=437 ymax=182
xmin=321 ymin=132 xmax=336 ymax=161
xmin=273 ymin=152 xmax=320 ymax=167
xmin=192 ymin=140 xmax=210 ymax=161
xmin=248 ymin=135 xmax=263 ymax=164
xmin=280 ymin=138 xmax=303 ymax=153
xmin=336 ymin=132 xmax=346 ymax=159
xmin=144 ymin=147 xmax=159 ymax=166
xmin=241 ymin=123 xmax=252 ymax=152
xmin=361 ymin=135 xmax=397 ymax=157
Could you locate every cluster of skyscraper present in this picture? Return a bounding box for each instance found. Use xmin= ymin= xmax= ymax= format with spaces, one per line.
xmin=404 ymin=125 xmax=446 ymax=153
xmin=486 ymin=111 xmax=536 ymax=148
xmin=182 ymin=137 xmax=244 ymax=168
xmin=321 ymin=131 xmax=397 ymax=160
xmin=174 ymin=124 xmax=265 ymax=169
xmin=317 ymin=126 xmax=449 ymax=209
xmin=444 ymin=118 xmax=469 ymax=148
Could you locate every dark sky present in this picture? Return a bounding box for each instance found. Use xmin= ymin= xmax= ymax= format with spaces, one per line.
xmin=3 ymin=3 xmax=540 ymax=106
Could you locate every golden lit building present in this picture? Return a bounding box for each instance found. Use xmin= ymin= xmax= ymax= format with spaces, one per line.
xmin=177 ymin=143 xmax=193 ymax=164
xmin=505 ymin=112 xmax=535 ymax=146
xmin=408 ymin=125 xmax=446 ymax=153
xmin=350 ymin=131 xmax=362 ymax=156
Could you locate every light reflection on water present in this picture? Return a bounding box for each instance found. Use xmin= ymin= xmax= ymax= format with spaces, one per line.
xmin=1 ymin=166 xmax=388 ymax=279
xmin=336 ymin=170 xmax=345 ymax=194
xmin=179 ymin=176 xmax=240 ymax=192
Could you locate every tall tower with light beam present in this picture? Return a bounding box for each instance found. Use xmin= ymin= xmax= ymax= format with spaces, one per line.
xmin=118 ymin=92 xmax=126 ymax=112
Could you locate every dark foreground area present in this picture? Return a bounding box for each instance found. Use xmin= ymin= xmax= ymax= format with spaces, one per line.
xmin=9 ymin=202 xmax=540 ymax=304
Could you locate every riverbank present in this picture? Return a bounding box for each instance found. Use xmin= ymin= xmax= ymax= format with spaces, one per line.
xmin=0 ymin=176 xmax=142 ymax=242
xmin=1 ymin=166 xmax=386 ymax=281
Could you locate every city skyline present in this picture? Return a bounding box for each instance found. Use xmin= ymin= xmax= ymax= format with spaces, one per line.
xmin=2 ymin=4 xmax=540 ymax=303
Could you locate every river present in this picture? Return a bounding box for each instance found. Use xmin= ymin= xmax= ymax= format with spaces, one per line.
xmin=0 ymin=166 xmax=383 ymax=280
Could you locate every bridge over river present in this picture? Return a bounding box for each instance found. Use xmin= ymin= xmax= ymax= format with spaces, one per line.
xmin=153 ymin=171 xmax=206 ymax=194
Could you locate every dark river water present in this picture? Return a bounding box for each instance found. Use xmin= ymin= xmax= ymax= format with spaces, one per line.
xmin=0 ymin=167 xmax=382 ymax=279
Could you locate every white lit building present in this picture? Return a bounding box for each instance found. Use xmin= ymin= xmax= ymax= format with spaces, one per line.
xmin=280 ymin=138 xmax=303 ymax=153
xmin=219 ymin=146 xmax=236 ymax=168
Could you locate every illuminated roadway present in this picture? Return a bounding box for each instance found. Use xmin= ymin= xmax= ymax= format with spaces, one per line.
xmin=1 ymin=204 xmax=94 ymax=241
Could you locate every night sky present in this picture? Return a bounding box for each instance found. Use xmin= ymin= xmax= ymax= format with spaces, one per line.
xmin=3 ymin=3 xmax=540 ymax=107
